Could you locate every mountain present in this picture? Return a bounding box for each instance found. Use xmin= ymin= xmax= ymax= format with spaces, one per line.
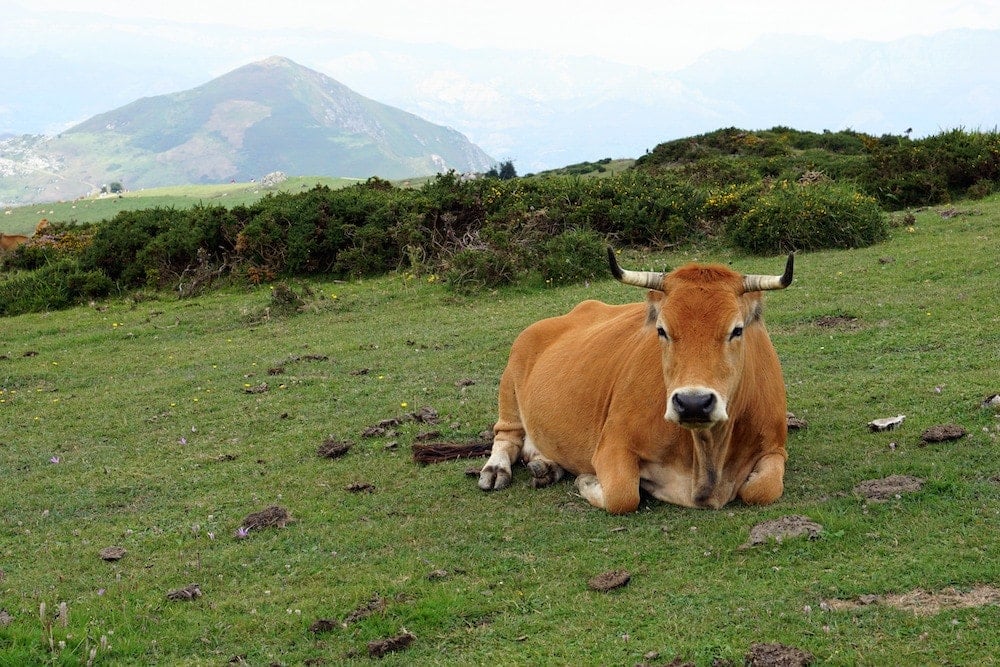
xmin=0 ymin=56 xmax=494 ymax=205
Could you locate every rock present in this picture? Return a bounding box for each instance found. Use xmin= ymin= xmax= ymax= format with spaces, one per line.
xmin=868 ymin=414 xmax=905 ymax=432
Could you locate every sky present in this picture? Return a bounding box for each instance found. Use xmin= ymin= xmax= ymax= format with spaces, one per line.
xmin=15 ymin=0 xmax=1000 ymax=71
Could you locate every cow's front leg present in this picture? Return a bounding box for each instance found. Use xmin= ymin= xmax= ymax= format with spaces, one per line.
xmin=576 ymin=443 xmax=640 ymax=514
xmin=478 ymin=437 xmax=521 ymax=491
xmin=738 ymin=452 xmax=786 ymax=505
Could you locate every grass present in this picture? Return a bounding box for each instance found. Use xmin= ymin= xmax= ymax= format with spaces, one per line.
xmin=0 ymin=176 xmax=359 ymax=234
xmin=1 ymin=199 xmax=998 ymax=664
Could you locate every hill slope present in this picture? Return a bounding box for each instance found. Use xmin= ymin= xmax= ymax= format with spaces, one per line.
xmin=0 ymin=56 xmax=494 ymax=205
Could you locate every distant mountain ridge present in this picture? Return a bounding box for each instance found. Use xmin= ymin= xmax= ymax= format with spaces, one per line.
xmin=0 ymin=56 xmax=494 ymax=205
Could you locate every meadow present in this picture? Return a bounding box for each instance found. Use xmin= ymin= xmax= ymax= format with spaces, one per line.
xmin=0 ymin=196 xmax=998 ymax=664
xmin=1 ymin=176 xmax=358 ymax=234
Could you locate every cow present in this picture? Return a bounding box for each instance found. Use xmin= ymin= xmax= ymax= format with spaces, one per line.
xmin=0 ymin=233 xmax=31 ymax=253
xmin=478 ymin=248 xmax=793 ymax=513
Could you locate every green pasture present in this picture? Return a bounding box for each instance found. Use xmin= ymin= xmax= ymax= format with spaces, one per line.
xmin=0 ymin=200 xmax=998 ymax=664
xmin=0 ymin=177 xmax=359 ymax=234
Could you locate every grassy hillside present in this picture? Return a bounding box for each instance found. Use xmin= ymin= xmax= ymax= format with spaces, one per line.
xmin=1 ymin=196 xmax=997 ymax=664
xmin=1 ymin=176 xmax=358 ymax=234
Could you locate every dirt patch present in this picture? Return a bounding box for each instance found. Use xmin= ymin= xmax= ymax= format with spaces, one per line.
xmin=344 ymin=595 xmax=387 ymax=626
xmin=825 ymin=584 xmax=1000 ymax=615
xmin=853 ymin=475 xmax=924 ymax=501
xmin=741 ymin=515 xmax=822 ymax=549
xmin=308 ymin=618 xmax=337 ymax=633
xmin=587 ymin=570 xmax=631 ymax=592
xmin=367 ymin=631 xmax=415 ymax=658
xmin=99 ymin=546 xmax=126 ymax=561
xmin=814 ymin=315 xmax=860 ymax=330
xmin=786 ymin=412 xmax=807 ymax=430
xmin=920 ymin=424 xmax=967 ymax=443
xmin=166 ymin=583 xmax=202 ymax=601
xmin=318 ymin=438 xmax=352 ymax=458
xmin=745 ymin=642 xmax=814 ymax=666
xmin=240 ymin=505 xmax=292 ymax=531
xmin=346 ymin=482 xmax=374 ymax=493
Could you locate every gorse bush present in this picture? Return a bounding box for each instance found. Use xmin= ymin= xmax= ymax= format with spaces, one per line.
xmin=726 ymin=180 xmax=887 ymax=254
xmin=861 ymin=129 xmax=1000 ymax=208
xmin=4 ymin=127 xmax=996 ymax=315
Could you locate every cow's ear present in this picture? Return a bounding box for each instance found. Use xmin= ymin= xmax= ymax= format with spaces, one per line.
xmin=742 ymin=293 xmax=764 ymax=325
xmin=645 ymin=290 xmax=665 ymax=326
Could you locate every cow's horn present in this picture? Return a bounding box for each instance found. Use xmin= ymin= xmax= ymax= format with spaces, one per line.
xmin=743 ymin=254 xmax=794 ymax=292
xmin=607 ymin=247 xmax=664 ymax=290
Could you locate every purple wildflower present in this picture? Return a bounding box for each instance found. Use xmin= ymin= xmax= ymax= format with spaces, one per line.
xmin=234 ymin=526 xmax=251 ymax=539
xmin=49 ymin=456 xmax=60 ymax=464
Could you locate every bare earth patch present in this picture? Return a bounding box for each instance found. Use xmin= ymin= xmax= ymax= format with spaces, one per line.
xmin=240 ymin=505 xmax=292 ymax=530
xmin=745 ymin=642 xmax=814 ymax=666
xmin=814 ymin=315 xmax=861 ymax=330
xmin=587 ymin=569 xmax=631 ymax=592
xmin=853 ymin=475 xmax=924 ymax=502
xmin=367 ymin=631 xmax=415 ymax=658
xmin=825 ymin=585 xmax=1000 ymax=615
xmin=786 ymin=412 xmax=807 ymax=430
xmin=741 ymin=515 xmax=822 ymax=549
xmin=343 ymin=594 xmax=387 ymax=626
xmin=99 ymin=546 xmax=126 ymax=561
xmin=166 ymin=583 xmax=202 ymax=601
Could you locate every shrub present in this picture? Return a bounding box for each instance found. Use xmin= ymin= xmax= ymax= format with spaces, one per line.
xmin=726 ymin=180 xmax=887 ymax=254
xmin=0 ymin=260 xmax=113 ymax=317
xmin=537 ymin=229 xmax=608 ymax=285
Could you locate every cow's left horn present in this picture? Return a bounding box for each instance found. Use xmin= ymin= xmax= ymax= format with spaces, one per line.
xmin=607 ymin=247 xmax=664 ymax=290
xmin=743 ymin=254 xmax=794 ymax=292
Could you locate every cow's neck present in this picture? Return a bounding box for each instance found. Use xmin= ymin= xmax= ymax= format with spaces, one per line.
xmin=690 ymin=422 xmax=734 ymax=508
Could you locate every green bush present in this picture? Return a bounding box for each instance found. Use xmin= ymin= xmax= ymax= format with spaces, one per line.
xmin=537 ymin=229 xmax=608 ymax=285
xmin=0 ymin=260 xmax=113 ymax=317
xmin=726 ymin=180 xmax=887 ymax=254
xmin=861 ymin=129 xmax=1000 ymax=208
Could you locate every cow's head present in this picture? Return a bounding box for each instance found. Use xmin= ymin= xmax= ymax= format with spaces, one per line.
xmin=608 ymin=248 xmax=792 ymax=429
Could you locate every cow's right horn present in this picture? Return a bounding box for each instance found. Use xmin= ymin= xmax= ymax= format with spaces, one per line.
xmin=607 ymin=247 xmax=664 ymax=290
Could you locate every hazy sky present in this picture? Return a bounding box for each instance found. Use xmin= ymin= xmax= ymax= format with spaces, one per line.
xmin=15 ymin=0 xmax=1000 ymax=70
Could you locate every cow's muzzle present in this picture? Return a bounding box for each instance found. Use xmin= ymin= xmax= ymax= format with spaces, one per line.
xmin=667 ymin=388 xmax=727 ymax=427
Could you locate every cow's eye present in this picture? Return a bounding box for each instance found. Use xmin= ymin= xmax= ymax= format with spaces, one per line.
xmin=656 ymin=326 xmax=669 ymax=340
xmin=730 ymin=325 xmax=744 ymax=340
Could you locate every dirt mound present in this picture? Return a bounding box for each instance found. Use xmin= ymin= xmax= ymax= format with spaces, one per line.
xmin=920 ymin=424 xmax=967 ymax=443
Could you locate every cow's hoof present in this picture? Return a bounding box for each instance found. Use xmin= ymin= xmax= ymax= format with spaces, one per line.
xmin=478 ymin=465 xmax=511 ymax=491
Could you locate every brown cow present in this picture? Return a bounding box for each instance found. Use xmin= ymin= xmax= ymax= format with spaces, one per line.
xmin=478 ymin=249 xmax=793 ymax=513
xmin=0 ymin=233 xmax=31 ymax=253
